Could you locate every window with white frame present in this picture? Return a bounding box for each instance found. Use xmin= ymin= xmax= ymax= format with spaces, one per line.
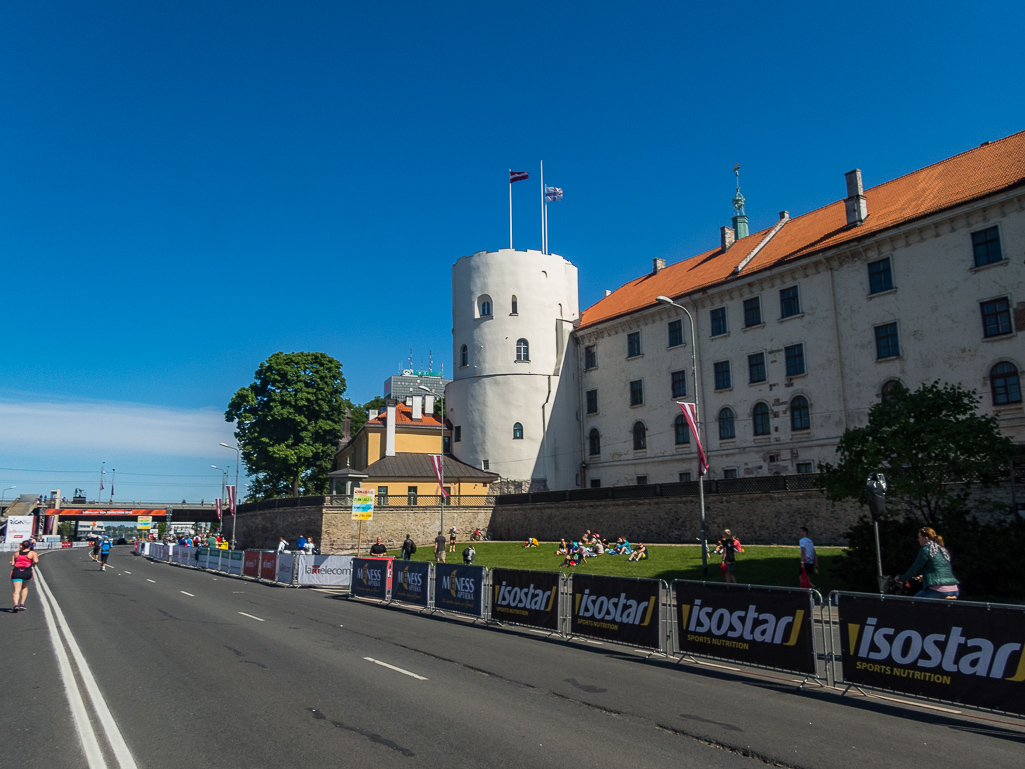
xmin=516 ymin=338 xmax=530 ymax=361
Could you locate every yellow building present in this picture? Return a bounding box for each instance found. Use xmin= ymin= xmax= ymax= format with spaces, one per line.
xmin=331 ymin=396 xmax=496 ymax=504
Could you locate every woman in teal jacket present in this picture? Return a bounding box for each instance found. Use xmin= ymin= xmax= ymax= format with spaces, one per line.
xmin=898 ymin=527 xmax=959 ymax=599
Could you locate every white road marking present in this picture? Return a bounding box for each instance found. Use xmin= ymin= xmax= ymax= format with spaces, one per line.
xmin=123 ymin=571 xmax=131 ymax=574
xmin=364 ymin=657 xmax=428 ymax=680
xmin=146 ymin=579 xmax=156 ymax=583
xmin=180 ymin=591 xmax=195 ymax=597
xmin=37 ymin=570 xmax=140 ymax=769
xmin=238 ymin=611 xmax=265 ymax=622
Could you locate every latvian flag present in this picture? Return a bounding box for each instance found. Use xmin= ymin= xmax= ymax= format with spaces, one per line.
xmin=428 ymin=455 xmax=449 ymax=497
xmin=678 ymin=402 xmax=709 ymax=476
xmin=215 ymin=498 xmax=222 ymax=522
xmin=509 ymin=170 xmax=529 ymax=183
xmin=226 ymin=485 xmax=237 ymax=515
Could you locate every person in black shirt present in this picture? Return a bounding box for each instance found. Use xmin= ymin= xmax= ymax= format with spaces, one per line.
xmin=434 ymin=531 xmax=447 ymax=563
xmin=368 ymin=536 xmax=387 ymax=556
xmin=715 ymin=529 xmax=740 ymax=583
xmin=400 ymin=534 xmax=416 ymax=560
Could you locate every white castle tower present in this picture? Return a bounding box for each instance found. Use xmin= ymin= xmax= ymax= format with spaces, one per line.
xmin=447 ymin=248 xmax=580 ymax=491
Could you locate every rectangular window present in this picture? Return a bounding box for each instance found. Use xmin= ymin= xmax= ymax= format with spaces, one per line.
xmin=629 ymin=379 xmax=644 ymax=406
xmin=482 ymin=459 xmax=489 ymax=471
xmin=627 ymin=332 xmax=642 ymax=358
xmin=671 ymin=370 xmax=687 ymax=398
xmin=981 ymin=298 xmax=1013 ymax=338
xmin=443 ymin=435 xmax=451 ymax=453
xmin=972 ymin=226 xmax=1003 ymax=268
xmin=784 ymin=344 xmax=805 ymax=376
xmin=668 ymin=319 xmax=683 ymax=347
xmin=586 ymin=389 xmax=599 ymax=414
xmin=584 ymin=344 xmax=597 ymax=369
xmin=678 ymin=472 xmax=692 ymax=483
xmin=590 ymin=479 xmax=601 ymax=488
xmin=874 ymin=323 xmax=900 ymax=359
xmin=743 ymin=297 xmax=762 ymax=327
xmin=377 ymin=486 xmax=388 ymax=505
xmin=723 ymin=468 xmax=738 ymax=480
xmin=714 ymin=360 xmax=732 ymax=390
xmin=780 ymin=286 xmax=801 ymax=318
xmin=748 ymin=352 xmax=766 ymax=383
xmin=868 ymin=258 xmax=893 ymax=294
xmin=453 ymin=425 xmax=462 ymax=442
xmin=636 ymin=475 xmax=648 ymax=486
xmin=710 ymin=307 xmax=728 ymax=336
xmin=796 ymin=462 xmax=814 ymax=474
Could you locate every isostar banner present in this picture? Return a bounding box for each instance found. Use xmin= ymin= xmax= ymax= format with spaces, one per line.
xmin=243 ymin=550 xmax=261 ymax=577
xmin=297 ymin=555 xmax=353 ymax=587
xmin=391 ymin=561 xmax=431 ymax=607
xmin=434 ymin=564 xmax=484 ymax=617
xmin=490 ymin=568 xmax=560 ymax=631
xmin=839 ymin=594 xmax=1025 ymax=715
xmin=351 ymin=557 xmax=391 ymax=600
xmin=675 ymin=581 xmax=817 ymax=674
xmin=259 ymin=552 xmax=278 ymax=581
xmin=276 ymin=552 xmax=294 ymax=583
xmin=570 ymin=574 xmax=661 ymax=649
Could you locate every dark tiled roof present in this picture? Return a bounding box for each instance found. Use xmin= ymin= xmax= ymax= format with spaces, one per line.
xmin=363 ymin=453 xmax=498 ymax=482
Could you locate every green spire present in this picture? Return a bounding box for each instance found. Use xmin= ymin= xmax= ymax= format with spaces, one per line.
xmin=732 ymin=163 xmax=748 ymax=238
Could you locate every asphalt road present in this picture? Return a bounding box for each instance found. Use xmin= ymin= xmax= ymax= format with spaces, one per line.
xmin=4 ymin=547 xmax=1024 ymax=769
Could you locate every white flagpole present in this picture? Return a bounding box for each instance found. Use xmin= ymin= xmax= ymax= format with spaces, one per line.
xmin=509 ymin=170 xmax=513 ymax=249
xmin=540 ymin=160 xmax=545 ymax=254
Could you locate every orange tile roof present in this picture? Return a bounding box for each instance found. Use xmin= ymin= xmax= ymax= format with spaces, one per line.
xmin=580 ymin=130 xmax=1025 ymax=328
xmin=369 ymin=403 xmax=447 ymax=428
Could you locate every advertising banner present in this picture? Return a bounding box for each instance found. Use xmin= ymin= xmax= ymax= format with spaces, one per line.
xmin=259 ymin=552 xmax=278 ymax=581
xmin=275 ymin=552 xmax=294 ymax=584
xmin=350 ymin=557 xmax=391 ymax=600
xmin=351 ymin=488 xmax=375 ymax=521
xmin=196 ymin=548 xmax=210 ymax=569
xmin=391 ymin=561 xmax=431 ymax=607
xmin=838 ymin=594 xmax=1025 ymax=715
xmin=137 ymin=515 xmax=152 ymax=530
xmin=297 ymin=555 xmax=353 ymax=587
xmin=434 ymin=564 xmax=484 ymax=617
xmin=490 ymin=568 xmax=560 ymax=631
xmin=570 ymin=574 xmax=661 ymax=649
xmin=4 ymin=516 xmax=34 ymax=544
xmin=243 ymin=550 xmax=261 ymax=577
xmin=674 ymin=581 xmax=816 ymax=674
xmin=227 ymin=550 xmax=244 ymax=576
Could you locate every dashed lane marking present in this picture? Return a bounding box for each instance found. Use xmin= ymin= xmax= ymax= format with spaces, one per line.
xmin=180 ymin=591 xmax=195 ymax=597
xmin=364 ymin=657 xmax=428 ymax=681
xmin=146 ymin=579 xmax=156 ymax=583
xmin=238 ymin=612 xmax=265 ymax=622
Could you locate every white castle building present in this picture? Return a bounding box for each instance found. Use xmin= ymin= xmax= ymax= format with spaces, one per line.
xmin=448 ymin=132 xmax=1025 ymax=491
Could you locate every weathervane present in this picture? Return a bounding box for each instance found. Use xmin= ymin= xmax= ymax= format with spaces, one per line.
xmin=733 ymin=163 xmax=745 ymax=217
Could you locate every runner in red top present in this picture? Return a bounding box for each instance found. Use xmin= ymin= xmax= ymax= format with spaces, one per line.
xmin=10 ymin=540 xmax=39 ymax=612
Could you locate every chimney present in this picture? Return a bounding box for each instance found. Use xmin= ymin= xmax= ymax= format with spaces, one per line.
xmin=424 ymin=394 xmax=435 ymax=415
xmin=720 ymin=225 xmax=735 ymax=252
xmin=385 ymin=399 xmax=397 ymax=457
xmin=652 ymin=257 xmax=665 ymax=274
xmin=604 ymin=289 xmax=612 ymax=297
xmin=368 ymin=409 xmax=379 ymax=420
xmin=844 ymin=169 xmax=868 ymax=226
xmin=412 ymin=395 xmax=423 ymax=421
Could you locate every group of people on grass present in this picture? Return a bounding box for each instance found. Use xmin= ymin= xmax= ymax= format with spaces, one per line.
xmin=542 ymin=531 xmax=648 ymax=567
xmin=276 ymin=535 xmax=319 ymax=554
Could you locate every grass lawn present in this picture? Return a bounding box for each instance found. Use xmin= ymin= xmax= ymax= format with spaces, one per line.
xmin=384 ymin=541 xmax=847 ymax=594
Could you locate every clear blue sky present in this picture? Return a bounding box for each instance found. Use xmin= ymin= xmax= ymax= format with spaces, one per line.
xmin=3 ymin=1 xmax=1023 ymax=503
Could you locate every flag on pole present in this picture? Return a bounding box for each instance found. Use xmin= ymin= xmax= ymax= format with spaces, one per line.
xmin=544 ymin=186 xmax=563 ymax=201
xmin=428 ymin=455 xmax=449 ymax=497
xmin=99 ymin=474 xmax=104 ymax=492
xmin=226 ymin=485 xmax=237 ymax=515
xmin=678 ymin=402 xmax=709 ymax=476
xmin=215 ymin=498 xmax=222 ymax=522
xmin=509 ymin=170 xmax=529 ymax=183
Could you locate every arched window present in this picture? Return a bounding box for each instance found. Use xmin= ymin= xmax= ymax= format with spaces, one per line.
xmin=632 ymin=421 xmax=647 ymax=450
xmin=511 ymin=295 xmax=518 ymax=314
xmin=752 ymin=402 xmax=771 ymax=436
xmin=513 ymin=422 xmax=523 ymax=439
xmin=478 ymin=295 xmax=493 ymax=317
xmin=881 ymin=379 xmax=901 ymax=402
xmin=791 ymin=395 xmax=810 ymax=431
xmin=588 ymin=428 xmax=601 ymax=456
xmin=516 ymin=338 xmax=529 ymax=361
xmin=674 ymin=413 xmax=690 ymax=445
xmin=718 ymin=408 xmax=735 ymax=440
xmin=460 ymin=344 xmax=468 ymax=367
xmin=992 ymin=362 xmax=1022 ymax=405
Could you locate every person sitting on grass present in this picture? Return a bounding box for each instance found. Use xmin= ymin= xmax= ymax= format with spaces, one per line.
xmin=524 ymin=537 xmax=539 ymax=548
xmin=555 ymin=538 xmax=569 ymax=555
xmin=560 ymin=542 xmax=588 ymax=567
xmin=627 ymin=543 xmax=648 ymax=562
xmin=592 ymin=538 xmax=605 ymax=555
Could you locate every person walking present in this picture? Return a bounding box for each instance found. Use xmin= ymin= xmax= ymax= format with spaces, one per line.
xmin=401 ymin=534 xmax=416 ymax=561
xmin=91 ymin=536 xmax=101 ymax=561
xmin=716 ymin=529 xmax=741 ymax=584
xmin=798 ymin=526 xmax=818 ymax=589
xmin=99 ymin=537 xmax=112 ymax=571
xmin=897 ymin=527 xmax=960 ymax=599
xmin=434 ymin=531 xmax=447 ymax=563
xmin=10 ymin=540 xmax=39 ymax=611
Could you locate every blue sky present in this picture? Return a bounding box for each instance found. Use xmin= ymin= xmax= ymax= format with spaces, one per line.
xmin=2 ymin=1 xmax=1023 ymax=503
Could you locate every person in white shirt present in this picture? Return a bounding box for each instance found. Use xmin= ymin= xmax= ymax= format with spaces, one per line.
xmin=277 ymin=536 xmax=287 ymax=553
xmin=799 ymin=526 xmax=818 ymax=588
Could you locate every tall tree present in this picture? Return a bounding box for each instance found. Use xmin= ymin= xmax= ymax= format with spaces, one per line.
xmin=819 ymin=381 xmax=1013 ymax=525
xmin=226 ymin=352 xmax=348 ymax=498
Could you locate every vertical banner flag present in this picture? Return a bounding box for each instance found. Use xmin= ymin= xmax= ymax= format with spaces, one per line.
xmin=678 ymin=402 xmax=709 ymax=476
xmin=215 ymin=498 xmax=222 ymax=522
xmin=429 ymin=454 xmax=449 ymax=497
xmin=226 ymin=485 xmax=236 ymax=515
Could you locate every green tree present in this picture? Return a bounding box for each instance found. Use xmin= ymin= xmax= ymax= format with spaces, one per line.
xmin=226 ymin=352 xmax=348 ymax=498
xmin=819 ymin=381 xmax=1013 ymax=526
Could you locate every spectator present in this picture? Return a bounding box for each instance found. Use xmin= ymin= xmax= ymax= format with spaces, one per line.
xmin=277 ymin=536 xmax=287 ymax=553
xmin=401 ymin=534 xmax=416 ymax=560
xmin=627 ymin=543 xmax=648 ymax=562
xmin=715 ymin=529 xmax=742 ymax=584
xmin=369 ymin=536 xmax=387 ymax=556
xmin=798 ymin=527 xmax=818 ymax=589
xmin=304 ymin=537 xmax=316 ymax=555
xmin=523 ymin=537 xmax=539 ymax=548
xmin=296 ymin=534 xmax=307 ymax=552
xmin=448 ymin=526 xmax=458 ymax=553
xmin=434 ymin=531 xmax=447 ymax=563
xmin=555 ymin=538 xmax=569 ymax=555
xmin=462 ymin=544 xmax=476 ymax=565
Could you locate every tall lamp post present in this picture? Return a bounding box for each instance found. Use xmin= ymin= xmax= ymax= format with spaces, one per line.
xmin=656 ymin=295 xmax=709 ymax=576
xmin=418 ymin=385 xmax=446 ymax=535
xmin=219 ymin=443 xmax=241 ymax=550
xmin=2 ymin=486 xmax=15 ymax=502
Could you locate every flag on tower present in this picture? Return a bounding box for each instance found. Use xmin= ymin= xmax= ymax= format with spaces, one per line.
xmin=544 ymin=186 xmax=563 ymax=201
xmin=509 ymin=170 xmax=529 ymax=183
xmin=678 ymin=402 xmax=709 ymax=476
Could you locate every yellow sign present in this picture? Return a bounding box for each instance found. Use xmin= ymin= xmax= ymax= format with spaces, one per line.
xmin=137 ymin=515 xmax=152 ymax=530
xmin=351 ymin=488 xmax=376 ymax=521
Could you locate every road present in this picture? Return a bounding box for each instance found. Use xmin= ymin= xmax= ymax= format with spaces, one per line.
xmin=4 ymin=547 xmax=1023 ymax=769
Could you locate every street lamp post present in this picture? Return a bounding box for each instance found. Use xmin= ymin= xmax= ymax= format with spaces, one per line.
xmin=418 ymin=385 xmax=446 ymax=536
xmin=219 ymin=443 xmax=242 ymax=550
xmin=656 ymin=295 xmax=709 ymax=575
xmin=2 ymin=486 xmax=15 ymax=502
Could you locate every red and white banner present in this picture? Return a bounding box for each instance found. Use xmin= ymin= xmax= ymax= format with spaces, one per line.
xmin=428 ymin=455 xmax=449 ymax=497
xmin=215 ymin=498 xmax=222 ymax=521
xmin=678 ymin=402 xmax=709 ymax=476
xmin=226 ymin=485 xmax=236 ymax=515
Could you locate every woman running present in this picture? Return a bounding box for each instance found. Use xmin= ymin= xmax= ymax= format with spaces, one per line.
xmin=10 ymin=540 xmax=39 ymax=612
